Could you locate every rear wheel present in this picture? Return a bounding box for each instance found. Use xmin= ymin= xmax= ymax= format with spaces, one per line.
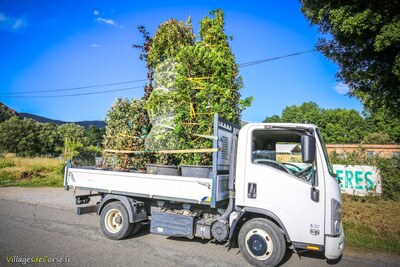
xmin=238 ymin=218 xmax=286 ymax=267
xmin=130 ymin=222 xmax=142 ymax=236
xmin=100 ymin=201 xmax=133 ymax=240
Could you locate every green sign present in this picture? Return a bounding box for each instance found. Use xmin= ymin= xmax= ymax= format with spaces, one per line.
xmin=333 ymin=165 xmax=381 ymax=195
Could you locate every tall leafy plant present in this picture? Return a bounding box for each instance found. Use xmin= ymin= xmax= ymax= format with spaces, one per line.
xmin=144 ymin=18 xmax=196 ymax=165
xmin=105 ymin=9 xmax=252 ymax=168
xmin=103 ymin=98 xmax=152 ymax=170
xmin=172 ymin=9 xmax=252 ymax=165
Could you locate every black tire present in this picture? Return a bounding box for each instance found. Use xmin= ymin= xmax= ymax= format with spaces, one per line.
xmin=238 ymin=218 xmax=286 ymax=267
xmin=130 ymin=222 xmax=142 ymax=236
xmin=100 ymin=201 xmax=133 ymax=240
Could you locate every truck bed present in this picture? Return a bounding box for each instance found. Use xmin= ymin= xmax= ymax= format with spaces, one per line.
xmin=65 ymin=167 xmax=228 ymax=205
xmin=64 ymin=115 xmax=239 ymax=207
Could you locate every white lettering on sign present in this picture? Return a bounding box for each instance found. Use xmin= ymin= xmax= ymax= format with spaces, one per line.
xmin=333 ymin=165 xmax=381 ymax=196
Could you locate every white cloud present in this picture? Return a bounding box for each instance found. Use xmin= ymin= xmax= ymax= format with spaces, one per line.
xmin=95 ymin=17 xmax=116 ymax=26
xmin=91 ymin=44 xmax=101 ymax=48
xmin=0 ymin=12 xmax=26 ymax=31
xmin=12 ymin=19 xmax=25 ymax=29
xmin=93 ymin=10 xmax=99 ymax=16
xmin=95 ymin=17 xmax=123 ymax=28
xmin=334 ymin=82 xmax=350 ymax=95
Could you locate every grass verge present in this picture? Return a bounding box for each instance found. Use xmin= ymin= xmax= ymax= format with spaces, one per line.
xmin=343 ymin=195 xmax=400 ymax=255
xmin=0 ymin=154 xmax=64 ymax=187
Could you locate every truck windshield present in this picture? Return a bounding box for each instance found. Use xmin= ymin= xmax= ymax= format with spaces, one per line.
xmin=251 ymin=129 xmax=313 ymax=183
xmin=316 ymin=128 xmax=335 ymax=177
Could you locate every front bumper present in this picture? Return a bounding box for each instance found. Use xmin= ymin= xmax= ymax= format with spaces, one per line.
xmin=325 ymin=224 xmax=345 ymax=260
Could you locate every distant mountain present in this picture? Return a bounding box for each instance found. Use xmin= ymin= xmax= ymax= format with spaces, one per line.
xmin=19 ymin=113 xmax=106 ymax=128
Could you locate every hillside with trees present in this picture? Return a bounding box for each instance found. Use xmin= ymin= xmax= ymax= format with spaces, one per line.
xmin=19 ymin=112 xmax=106 ymax=129
xmin=0 ymin=102 xmax=18 ymax=123
xmin=0 ymin=103 xmax=105 ymax=165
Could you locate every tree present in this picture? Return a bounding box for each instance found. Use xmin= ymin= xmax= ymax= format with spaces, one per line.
xmin=322 ymin=108 xmax=367 ymax=143
xmin=263 ymin=115 xmax=281 ymax=123
xmin=16 ymin=118 xmax=42 ymax=157
xmin=363 ymin=109 xmax=400 ymax=143
xmin=58 ymin=123 xmax=87 ymax=160
xmin=0 ymin=115 xmax=101 ymax=158
xmin=279 ymin=102 xmax=322 ymax=124
xmin=0 ymin=102 xmax=18 ymax=123
xmin=86 ymin=125 xmax=105 ymax=147
xmin=300 ymin=0 xmax=400 ymax=117
xmin=0 ymin=117 xmax=24 ymax=154
xmin=38 ymin=123 xmax=61 ymax=156
xmin=362 ymin=132 xmax=394 ymax=144
xmin=264 ymin=102 xmax=367 ymax=143
xmin=0 ymin=117 xmax=57 ymax=157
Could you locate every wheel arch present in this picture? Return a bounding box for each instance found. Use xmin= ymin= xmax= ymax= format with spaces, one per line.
xmin=98 ymin=194 xmax=147 ymax=223
xmin=229 ymin=207 xmax=291 ymax=248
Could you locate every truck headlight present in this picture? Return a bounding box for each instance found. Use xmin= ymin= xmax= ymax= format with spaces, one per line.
xmin=331 ymin=198 xmax=342 ymax=236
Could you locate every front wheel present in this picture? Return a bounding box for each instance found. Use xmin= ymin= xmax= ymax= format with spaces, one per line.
xmin=100 ymin=201 xmax=133 ymax=240
xmin=238 ymin=218 xmax=286 ymax=267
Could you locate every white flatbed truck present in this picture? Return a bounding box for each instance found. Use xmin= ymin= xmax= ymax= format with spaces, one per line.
xmin=64 ymin=115 xmax=344 ymax=267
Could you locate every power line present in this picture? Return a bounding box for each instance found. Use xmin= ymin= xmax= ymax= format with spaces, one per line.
xmin=3 ymin=79 xmax=148 ymax=95
xmin=0 ymin=50 xmax=316 ymax=98
xmin=0 ymin=85 xmax=145 ymax=98
xmin=238 ymin=49 xmax=316 ymax=68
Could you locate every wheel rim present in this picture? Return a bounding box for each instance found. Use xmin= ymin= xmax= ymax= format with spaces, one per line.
xmin=104 ymin=208 xmax=123 ymax=233
xmin=245 ymin=228 xmax=274 ymax=260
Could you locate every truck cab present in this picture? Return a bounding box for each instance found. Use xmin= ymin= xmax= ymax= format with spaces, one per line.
xmin=232 ymin=123 xmax=344 ymax=266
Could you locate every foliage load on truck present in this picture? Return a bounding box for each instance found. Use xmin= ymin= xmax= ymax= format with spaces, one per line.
xmin=103 ymin=10 xmax=252 ymax=169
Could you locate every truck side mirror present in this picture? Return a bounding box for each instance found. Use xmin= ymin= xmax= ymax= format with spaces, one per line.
xmin=301 ymin=134 xmax=316 ymax=163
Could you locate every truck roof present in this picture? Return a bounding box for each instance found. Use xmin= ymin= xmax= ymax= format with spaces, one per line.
xmin=242 ymin=122 xmax=318 ymax=131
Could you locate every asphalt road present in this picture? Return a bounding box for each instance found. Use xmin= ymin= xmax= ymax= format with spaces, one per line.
xmin=0 ymin=187 xmax=398 ymax=267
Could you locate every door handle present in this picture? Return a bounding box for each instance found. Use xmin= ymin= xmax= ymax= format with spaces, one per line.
xmin=248 ymin=183 xmax=257 ymax=199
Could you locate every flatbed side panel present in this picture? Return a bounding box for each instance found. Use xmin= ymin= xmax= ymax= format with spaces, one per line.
xmin=64 ymin=160 xmax=71 ymax=191
xmin=211 ymin=114 xmax=240 ymax=208
xmin=67 ymin=168 xmax=213 ymax=204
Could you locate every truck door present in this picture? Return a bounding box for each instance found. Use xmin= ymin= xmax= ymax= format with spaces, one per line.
xmin=242 ymin=127 xmax=325 ymax=247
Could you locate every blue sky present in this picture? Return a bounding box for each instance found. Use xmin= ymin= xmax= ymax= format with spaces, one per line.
xmin=0 ymin=0 xmax=363 ymax=122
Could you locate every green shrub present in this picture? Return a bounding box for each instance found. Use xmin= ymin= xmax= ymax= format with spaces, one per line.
xmin=56 ymin=162 xmax=66 ymax=175
xmin=376 ymin=156 xmax=400 ymax=201
xmin=0 ymin=159 xmax=16 ymax=168
xmin=329 ymin=149 xmax=374 ymax=165
xmin=0 ymin=170 xmax=16 ymax=186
